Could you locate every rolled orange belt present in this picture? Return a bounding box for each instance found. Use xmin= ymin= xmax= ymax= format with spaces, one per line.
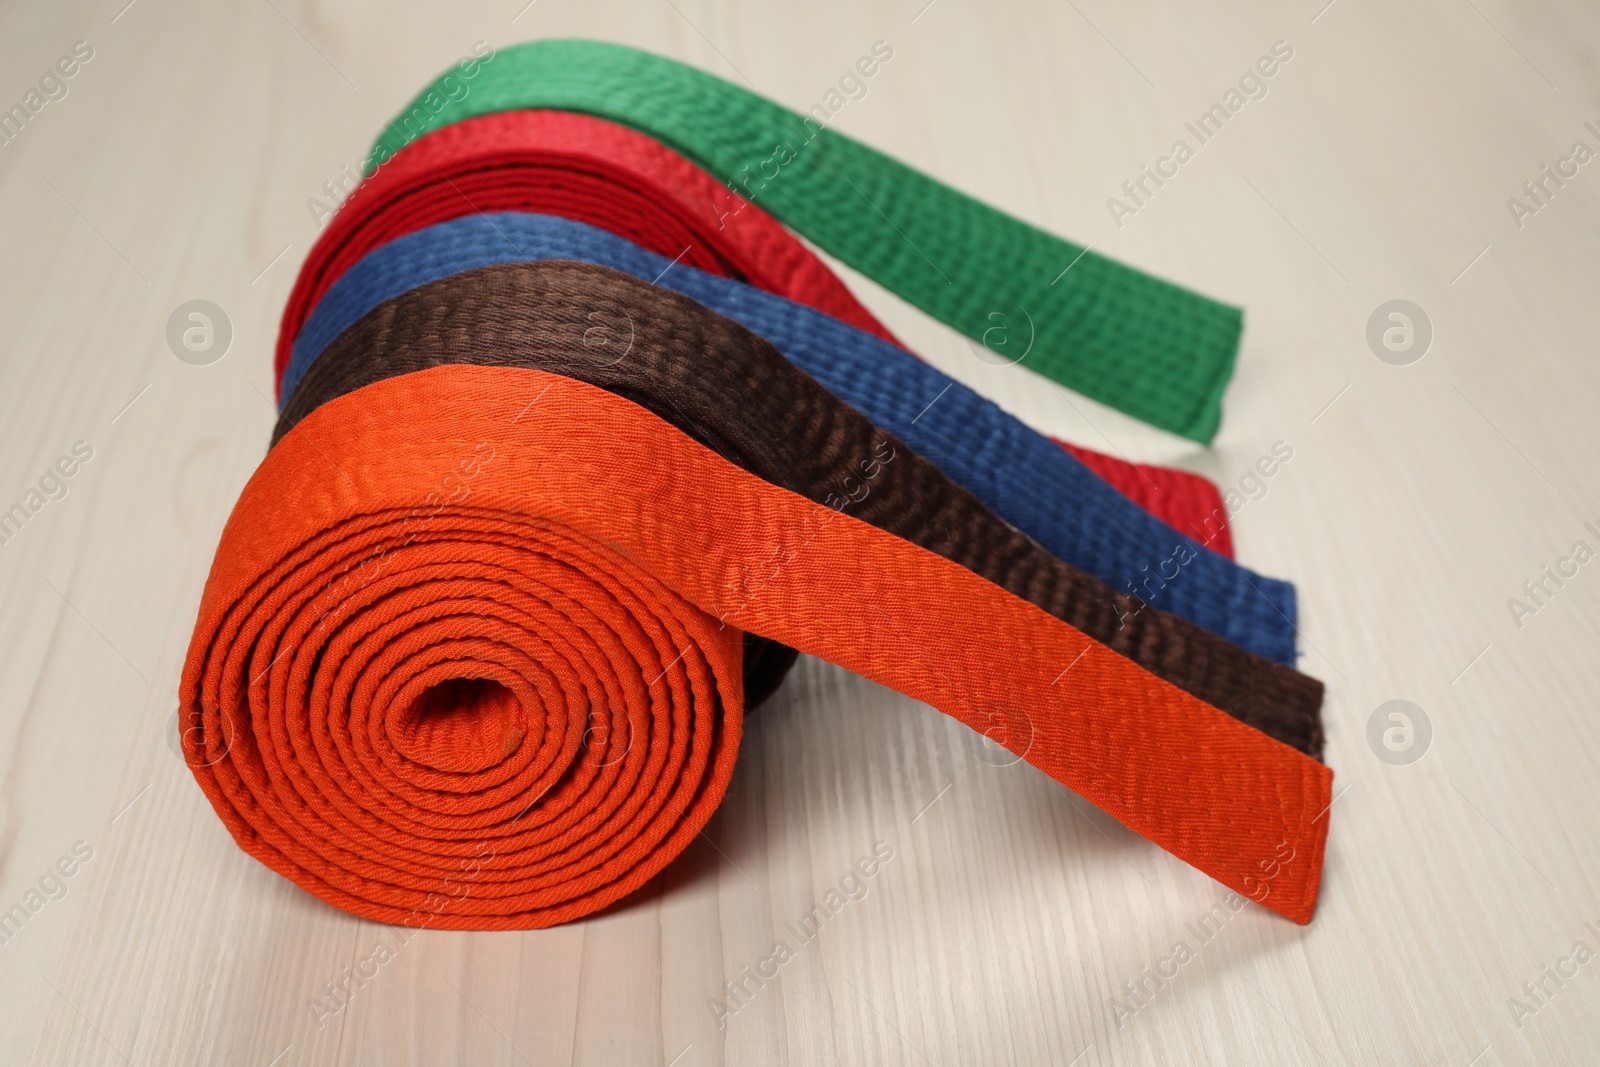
xmin=181 ymin=363 xmax=1331 ymax=927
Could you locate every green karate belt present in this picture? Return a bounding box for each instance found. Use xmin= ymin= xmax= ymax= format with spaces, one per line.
xmin=369 ymin=39 xmax=1242 ymax=442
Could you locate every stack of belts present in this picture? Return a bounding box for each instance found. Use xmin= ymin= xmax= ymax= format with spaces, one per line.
xmin=180 ymin=40 xmax=1331 ymax=929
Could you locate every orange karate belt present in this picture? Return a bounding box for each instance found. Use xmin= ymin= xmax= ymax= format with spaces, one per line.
xmin=181 ymin=364 xmax=1330 ymax=928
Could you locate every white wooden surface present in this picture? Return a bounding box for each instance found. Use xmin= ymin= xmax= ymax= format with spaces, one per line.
xmin=2 ymin=0 xmax=1598 ymax=1063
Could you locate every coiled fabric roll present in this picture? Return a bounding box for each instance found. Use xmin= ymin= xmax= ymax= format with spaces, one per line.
xmin=364 ymin=40 xmax=1243 ymax=442
xmin=284 ymin=108 xmax=1236 ymax=557
xmin=282 ymin=213 xmax=1298 ymax=668
xmin=278 ymin=261 xmax=1323 ymax=756
xmin=184 ymin=354 xmax=1330 ymax=932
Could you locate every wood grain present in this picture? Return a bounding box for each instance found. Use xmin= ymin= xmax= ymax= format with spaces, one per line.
xmin=1 ymin=0 xmax=1598 ymax=1063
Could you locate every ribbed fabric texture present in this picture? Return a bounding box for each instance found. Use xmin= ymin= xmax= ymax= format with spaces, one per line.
xmin=366 ymin=40 xmax=1243 ymax=441
xmin=282 ymin=108 xmax=1237 ymax=556
xmin=1062 ymin=442 xmax=1233 ymax=558
xmin=282 ymin=213 xmax=1296 ymax=666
